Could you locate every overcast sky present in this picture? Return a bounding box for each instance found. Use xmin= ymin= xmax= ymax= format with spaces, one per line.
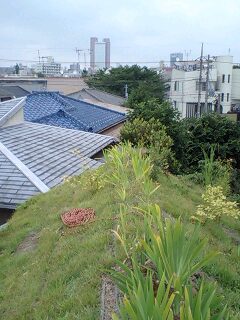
xmin=0 ymin=0 xmax=239 ymax=67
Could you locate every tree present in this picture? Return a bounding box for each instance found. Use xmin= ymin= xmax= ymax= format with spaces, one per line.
xmin=37 ymin=72 xmax=45 ymax=78
xmin=179 ymin=113 xmax=240 ymax=173
xmin=15 ymin=63 xmax=20 ymax=75
xmin=127 ymin=99 xmax=184 ymax=171
xmin=82 ymin=68 xmax=88 ymax=77
xmin=120 ymin=118 xmax=177 ymax=173
xmin=86 ymin=65 xmax=165 ymax=107
xmin=128 ymin=98 xmax=180 ymax=127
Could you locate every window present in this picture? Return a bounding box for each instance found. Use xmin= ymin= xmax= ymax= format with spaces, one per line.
xmin=227 ymin=93 xmax=230 ymax=102
xmin=186 ymin=103 xmax=197 ymax=118
xmin=174 ymin=81 xmax=179 ymax=91
xmin=173 ymin=101 xmax=177 ymax=109
xmin=221 ymin=93 xmax=224 ymax=102
xmin=222 ymin=74 xmax=225 ymax=83
xmin=228 ymin=74 xmax=231 ymax=83
xmin=201 ymin=82 xmax=206 ymax=91
xmin=196 ymin=81 xmax=206 ymax=91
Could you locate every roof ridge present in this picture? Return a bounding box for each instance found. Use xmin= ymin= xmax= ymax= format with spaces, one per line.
xmin=0 ymin=141 xmax=49 ymax=193
xmin=45 ymin=92 xmax=94 ymax=131
xmin=62 ymin=94 xmax=126 ymax=116
xmin=36 ymin=109 xmax=93 ymax=132
xmin=0 ymin=97 xmax=26 ymax=127
xmin=86 ymin=88 xmax=125 ymax=101
xmin=83 ymin=88 xmax=103 ymax=102
xmin=60 ymin=109 xmax=93 ymax=132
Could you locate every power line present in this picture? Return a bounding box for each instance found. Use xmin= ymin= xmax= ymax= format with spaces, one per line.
xmin=0 ymin=58 xmax=240 ymax=64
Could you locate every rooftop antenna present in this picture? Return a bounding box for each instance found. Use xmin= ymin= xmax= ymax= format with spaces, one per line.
xmin=184 ymin=50 xmax=191 ymax=62
xmin=197 ymin=43 xmax=204 ymax=118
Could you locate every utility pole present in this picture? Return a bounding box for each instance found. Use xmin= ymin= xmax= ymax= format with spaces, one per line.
xmin=217 ymin=93 xmax=221 ymax=114
xmin=76 ymin=48 xmax=83 ymax=70
xmin=204 ymin=54 xmax=210 ymax=114
xmin=197 ymin=43 xmax=204 ymax=118
xmin=37 ymin=50 xmax=40 ymax=63
xmin=124 ymin=84 xmax=128 ymax=99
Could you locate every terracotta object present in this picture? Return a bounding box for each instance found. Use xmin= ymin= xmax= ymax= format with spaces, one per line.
xmin=61 ymin=208 xmax=95 ymax=227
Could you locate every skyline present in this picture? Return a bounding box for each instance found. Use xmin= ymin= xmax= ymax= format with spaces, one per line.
xmin=0 ymin=0 xmax=240 ymax=67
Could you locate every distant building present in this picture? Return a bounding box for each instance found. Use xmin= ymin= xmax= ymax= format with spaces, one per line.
xmin=169 ymin=55 xmax=240 ymax=117
xmin=90 ymin=37 xmax=110 ymax=72
xmin=34 ymin=56 xmax=61 ymax=76
xmin=0 ymin=78 xmax=47 ymax=92
xmin=0 ymin=66 xmax=15 ymax=76
xmin=0 ymin=86 xmax=29 ymax=102
xmin=46 ymin=77 xmax=88 ymax=95
xmin=68 ymin=88 xmax=128 ymax=113
xmin=170 ymin=53 xmax=183 ymax=67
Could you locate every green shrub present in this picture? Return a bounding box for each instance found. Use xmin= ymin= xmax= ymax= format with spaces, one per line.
xmin=179 ymin=113 xmax=240 ymax=173
xmin=200 ymin=145 xmax=232 ymax=194
xmin=120 ymin=118 xmax=177 ymax=173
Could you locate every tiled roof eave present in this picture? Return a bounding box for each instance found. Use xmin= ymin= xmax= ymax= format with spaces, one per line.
xmin=96 ymin=118 xmax=126 ymax=134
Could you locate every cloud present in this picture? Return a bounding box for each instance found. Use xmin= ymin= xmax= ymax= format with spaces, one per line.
xmin=0 ymin=0 xmax=239 ymax=66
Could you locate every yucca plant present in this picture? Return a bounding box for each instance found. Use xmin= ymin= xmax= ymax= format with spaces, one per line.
xmin=111 ymin=259 xmax=176 ymax=320
xmin=104 ymin=144 xmax=131 ymax=203
xmin=142 ymin=205 xmax=218 ymax=312
xmin=180 ymin=281 xmax=229 ymax=320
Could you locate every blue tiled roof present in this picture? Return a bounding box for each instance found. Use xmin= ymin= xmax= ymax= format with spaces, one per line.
xmin=24 ymin=92 xmax=126 ymax=133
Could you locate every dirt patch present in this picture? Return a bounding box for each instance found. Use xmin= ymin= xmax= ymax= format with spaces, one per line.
xmin=16 ymin=232 xmax=39 ymax=253
xmin=100 ymin=275 xmax=120 ymax=320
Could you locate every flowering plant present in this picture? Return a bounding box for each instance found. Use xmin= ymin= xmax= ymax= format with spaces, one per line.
xmin=193 ymin=185 xmax=240 ymax=223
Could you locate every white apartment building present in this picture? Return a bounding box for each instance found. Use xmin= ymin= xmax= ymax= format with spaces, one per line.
xmin=169 ymin=55 xmax=240 ymax=118
xmin=34 ymin=56 xmax=61 ymax=76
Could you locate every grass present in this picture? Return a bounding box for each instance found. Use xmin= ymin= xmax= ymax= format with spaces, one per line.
xmin=153 ymin=172 xmax=240 ymax=318
xmin=0 ymin=173 xmax=116 ymax=320
xmin=0 ymin=167 xmax=240 ymax=318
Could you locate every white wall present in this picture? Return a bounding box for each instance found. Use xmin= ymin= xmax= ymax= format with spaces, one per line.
xmin=170 ymin=55 xmax=235 ymax=117
xmin=215 ymin=56 xmax=233 ymax=113
xmin=232 ymin=68 xmax=240 ymax=103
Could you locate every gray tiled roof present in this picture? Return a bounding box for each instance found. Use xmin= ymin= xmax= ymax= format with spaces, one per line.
xmin=0 ymin=152 xmax=39 ymax=207
xmin=69 ymin=88 xmax=126 ymax=106
xmin=0 ymin=85 xmax=30 ymax=98
xmin=0 ymin=121 xmax=115 ymax=208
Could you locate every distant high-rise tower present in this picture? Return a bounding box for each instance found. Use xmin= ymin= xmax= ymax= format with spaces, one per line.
xmin=90 ymin=37 xmax=111 ymax=71
xmin=170 ymin=52 xmax=183 ymax=67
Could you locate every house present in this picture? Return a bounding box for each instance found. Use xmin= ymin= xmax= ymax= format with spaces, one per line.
xmin=169 ymin=55 xmax=240 ymax=118
xmin=0 ymin=97 xmax=116 ymax=209
xmin=0 ymin=85 xmax=30 ymax=102
xmin=68 ymin=88 xmax=127 ymax=113
xmin=0 ymin=78 xmax=47 ymax=92
xmin=72 ymin=88 xmax=125 ymax=106
xmin=24 ymin=91 xmax=127 ymax=137
xmin=47 ymin=77 xmax=88 ymax=95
